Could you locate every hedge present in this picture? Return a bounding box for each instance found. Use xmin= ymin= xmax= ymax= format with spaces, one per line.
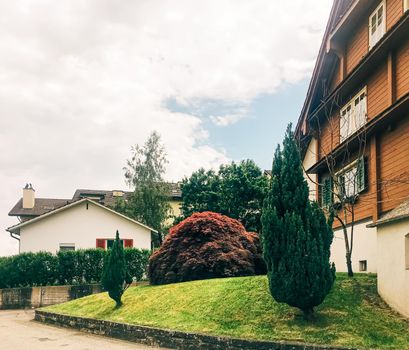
xmin=0 ymin=248 xmax=150 ymax=289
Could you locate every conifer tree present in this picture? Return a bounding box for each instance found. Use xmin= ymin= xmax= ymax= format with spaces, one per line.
xmin=262 ymin=124 xmax=335 ymax=319
xmin=101 ymin=230 xmax=132 ymax=308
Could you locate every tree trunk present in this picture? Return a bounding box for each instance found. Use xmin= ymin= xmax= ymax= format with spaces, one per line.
xmin=346 ymin=252 xmax=354 ymax=277
xmin=302 ymin=307 xmax=315 ymax=321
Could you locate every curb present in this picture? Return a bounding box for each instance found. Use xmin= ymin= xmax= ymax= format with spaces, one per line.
xmin=35 ymin=310 xmax=359 ymax=350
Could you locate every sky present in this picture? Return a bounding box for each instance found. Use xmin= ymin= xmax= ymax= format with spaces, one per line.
xmin=0 ymin=0 xmax=333 ymax=256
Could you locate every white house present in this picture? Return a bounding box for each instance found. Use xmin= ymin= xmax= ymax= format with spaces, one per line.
xmin=7 ymin=185 xmax=156 ymax=253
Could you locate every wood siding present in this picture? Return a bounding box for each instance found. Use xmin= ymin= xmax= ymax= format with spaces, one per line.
xmin=318 ymin=112 xmax=340 ymax=159
xmin=329 ymin=59 xmax=341 ymax=93
xmin=345 ymin=20 xmax=368 ymax=75
xmin=396 ymin=39 xmax=409 ymax=100
xmin=386 ymin=0 xmax=404 ymax=30
xmin=310 ymin=0 xmax=409 ymax=226
xmin=367 ymin=61 xmax=389 ymax=119
xmin=379 ymin=114 xmax=409 ymax=213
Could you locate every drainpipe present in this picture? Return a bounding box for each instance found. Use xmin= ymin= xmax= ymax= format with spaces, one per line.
xmin=9 ymin=232 xmax=20 ymax=241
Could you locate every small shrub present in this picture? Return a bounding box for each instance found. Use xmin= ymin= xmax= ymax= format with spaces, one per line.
xmin=101 ymin=231 xmax=132 ymax=307
xmin=148 ymin=211 xmax=266 ymax=285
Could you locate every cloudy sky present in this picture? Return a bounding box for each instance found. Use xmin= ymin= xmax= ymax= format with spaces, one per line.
xmin=0 ymin=0 xmax=332 ymax=255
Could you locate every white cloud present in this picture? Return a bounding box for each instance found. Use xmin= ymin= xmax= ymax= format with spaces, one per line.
xmin=0 ymin=0 xmax=332 ymax=255
xmin=210 ymin=114 xmax=246 ymax=127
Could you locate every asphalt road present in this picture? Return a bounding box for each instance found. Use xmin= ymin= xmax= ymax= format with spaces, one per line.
xmin=0 ymin=309 xmax=167 ymax=350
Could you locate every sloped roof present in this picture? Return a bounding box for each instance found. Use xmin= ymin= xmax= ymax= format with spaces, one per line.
xmin=9 ymin=183 xmax=182 ymax=218
xmin=296 ymin=0 xmax=355 ymax=136
xmin=7 ymin=198 xmax=157 ymax=234
xmin=8 ymin=198 xmax=70 ymax=218
xmin=368 ymin=198 xmax=409 ymax=227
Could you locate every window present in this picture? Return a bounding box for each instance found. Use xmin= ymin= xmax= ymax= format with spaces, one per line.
xmin=369 ymin=1 xmax=386 ymax=49
xmin=405 ymin=0 xmax=409 ymax=12
xmin=405 ymin=234 xmax=409 ymax=270
xmin=59 ymin=243 xmax=75 ymax=251
xmin=96 ymin=238 xmax=133 ymax=249
xmin=340 ymin=88 xmax=367 ymax=142
xmin=359 ymin=260 xmax=368 ymax=272
xmin=322 ymin=177 xmax=333 ymax=208
xmin=336 ymin=157 xmax=367 ymax=200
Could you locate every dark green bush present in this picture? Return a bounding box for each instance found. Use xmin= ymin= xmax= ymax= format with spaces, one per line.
xmin=0 ymin=248 xmax=150 ymax=288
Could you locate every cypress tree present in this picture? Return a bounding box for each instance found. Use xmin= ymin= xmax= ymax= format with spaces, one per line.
xmin=101 ymin=230 xmax=133 ymax=308
xmin=262 ymin=124 xmax=335 ymax=319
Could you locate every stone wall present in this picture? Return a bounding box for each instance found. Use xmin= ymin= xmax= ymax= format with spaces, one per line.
xmin=35 ymin=310 xmax=357 ymax=350
xmin=0 ymin=284 xmax=101 ymax=309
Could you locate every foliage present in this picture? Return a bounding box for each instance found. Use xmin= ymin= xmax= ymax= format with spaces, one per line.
xmin=180 ymin=159 xmax=269 ymax=232
xmin=0 ymin=248 xmax=149 ymax=289
xmin=148 ymin=211 xmax=266 ymax=285
xmin=45 ymin=274 xmax=409 ymax=350
xmin=101 ymin=231 xmax=133 ymax=307
xmin=114 ymin=131 xmax=171 ymax=241
xmin=124 ymin=248 xmax=150 ymax=281
xmin=262 ymin=124 xmax=335 ymax=318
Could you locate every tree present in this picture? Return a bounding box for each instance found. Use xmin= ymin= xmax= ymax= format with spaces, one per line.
xmin=101 ymin=230 xmax=132 ymax=308
xmin=262 ymin=124 xmax=335 ymax=319
xmin=180 ymin=160 xmax=268 ymax=232
xmin=149 ymin=211 xmax=266 ymax=285
xmin=115 ymin=131 xmax=171 ymax=244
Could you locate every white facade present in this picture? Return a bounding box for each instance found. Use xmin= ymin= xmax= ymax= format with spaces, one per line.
xmin=331 ymin=220 xmax=377 ymax=273
xmin=377 ymin=218 xmax=409 ymax=318
xmin=14 ymin=200 xmax=152 ymax=253
xmin=302 ymin=138 xmax=318 ymax=202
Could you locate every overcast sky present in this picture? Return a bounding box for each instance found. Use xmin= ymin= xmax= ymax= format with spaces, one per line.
xmin=0 ymin=0 xmax=332 ymax=256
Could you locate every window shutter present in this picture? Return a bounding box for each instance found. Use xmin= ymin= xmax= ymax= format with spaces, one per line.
xmin=96 ymin=239 xmax=106 ymax=249
xmin=323 ymin=177 xmax=333 ymax=207
xmin=124 ymin=239 xmax=133 ymax=248
xmin=357 ymin=157 xmax=367 ymax=193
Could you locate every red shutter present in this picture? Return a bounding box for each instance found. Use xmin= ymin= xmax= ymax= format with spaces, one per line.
xmin=96 ymin=239 xmax=106 ymax=249
xmin=124 ymin=239 xmax=133 ymax=248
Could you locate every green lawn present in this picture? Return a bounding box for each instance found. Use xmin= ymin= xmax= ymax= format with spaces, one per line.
xmin=43 ymin=274 xmax=409 ymax=349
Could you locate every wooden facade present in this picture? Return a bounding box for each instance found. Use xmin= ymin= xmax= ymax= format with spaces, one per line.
xmin=297 ymin=0 xmax=409 ymax=226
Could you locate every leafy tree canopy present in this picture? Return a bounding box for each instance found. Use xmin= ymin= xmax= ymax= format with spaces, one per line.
xmin=114 ymin=131 xmax=171 ymax=241
xmin=180 ymin=159 xmax=269 ymax=232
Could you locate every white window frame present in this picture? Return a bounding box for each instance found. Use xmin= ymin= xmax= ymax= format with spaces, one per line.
xmin=369 ymin=1 xmax=386 ymax=50
xmin=340 ymin=87 xmax=367 ymax=143
xmin=335 ymin=157 xmax=366 ymax=200
xmin=59 ymin=243 xmax=75 ymax=251
xmin=405 ymin=0 xmax=409 ymax=12
xmin=335 ymin=161 xmax=359 ymax=199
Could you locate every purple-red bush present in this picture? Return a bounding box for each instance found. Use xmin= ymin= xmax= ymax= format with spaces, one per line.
xmin=148 ymin=211 xmax=266 ymax=285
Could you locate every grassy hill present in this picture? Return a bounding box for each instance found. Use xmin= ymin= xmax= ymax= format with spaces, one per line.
xmin=44 ymin=274 xmax=409 ymax=349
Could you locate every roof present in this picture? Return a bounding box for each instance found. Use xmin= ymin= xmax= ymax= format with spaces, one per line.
xmin=7 ymin=198 xmax=158 ymax=234
xmin=8 ymin=198 xmax=71 ymax=218
xmin=368 ymin=198 xmax=409 ymax=228
xmin=296 ymin=0 xmax=355 ymax=137
xmin=9 ymin=183 xmax=182 ymax=218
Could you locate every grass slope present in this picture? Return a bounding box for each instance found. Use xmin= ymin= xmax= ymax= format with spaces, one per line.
xmin=44 ymin=274 xmax=409 ymax=349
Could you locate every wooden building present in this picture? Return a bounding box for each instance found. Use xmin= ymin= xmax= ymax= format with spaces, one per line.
xmin=296 ymin=0 xmax=409 ymax=316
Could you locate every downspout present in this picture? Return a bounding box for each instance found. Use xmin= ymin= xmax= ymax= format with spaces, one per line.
xmin=9 ymin=232 xmax=20 ymax=241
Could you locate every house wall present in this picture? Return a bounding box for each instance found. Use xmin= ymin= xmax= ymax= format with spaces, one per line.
xmin=377 ymin=218 xmax=409 ymax=318
xmin=379 ymin=113 xmax=409 ymax=213
xmin=19 ymin=201 xmax=152 ymax=253
xmin=396 ymin=38 xmax=409 ymax=100
xmin=303 ymin=138 xmax=318 ymax=201
xmin=331 ymin=220 xmax=377 ymax=273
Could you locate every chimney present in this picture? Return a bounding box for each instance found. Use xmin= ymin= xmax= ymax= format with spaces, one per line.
xmin=22 ymin=183 xmax=35 ymax=209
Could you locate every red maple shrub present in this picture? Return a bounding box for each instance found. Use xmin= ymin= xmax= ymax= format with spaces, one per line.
xmin=148 ymin=211 xmax=266 ymax=285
